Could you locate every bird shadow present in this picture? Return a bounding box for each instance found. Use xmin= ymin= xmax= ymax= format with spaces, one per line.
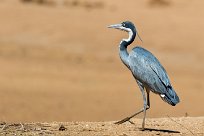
xmin=143 ymin=128 xmax=180 ymax=133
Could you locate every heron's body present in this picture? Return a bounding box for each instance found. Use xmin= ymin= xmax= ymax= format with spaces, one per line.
xmin=129 ymin=46 xmax=168 ymax=92
xmin=128 ymin=46 xmax=179 ymax=106
xmin=108 ymin=21 xmax=180 ymax=130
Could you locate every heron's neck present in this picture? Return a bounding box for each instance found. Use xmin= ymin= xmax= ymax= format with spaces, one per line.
xmin=119 ymin=31 xmax=136 ymax=69
xmin=119 ymin=41 xmax=130 ymax=68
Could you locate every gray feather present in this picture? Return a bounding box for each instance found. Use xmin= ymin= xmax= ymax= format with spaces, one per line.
xmin=128 ymin=46 xmax=179 ymax=105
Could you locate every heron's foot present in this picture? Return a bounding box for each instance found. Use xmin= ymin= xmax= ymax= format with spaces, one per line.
xmin=114 ymin=117 xmax=134 ymax=125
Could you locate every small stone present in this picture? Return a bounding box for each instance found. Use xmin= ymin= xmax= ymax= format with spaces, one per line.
xmin=0 ymin=122 xmax=6 ymax=125
xmin=59 ymin=124 xmax=67 ymax=131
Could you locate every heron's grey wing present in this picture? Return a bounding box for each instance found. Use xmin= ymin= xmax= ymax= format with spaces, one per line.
xmin=129 ymin=46 xmax=180 ymax=106
xmin=128 ymin=47 xmax=171 ymax=94
xmin=146 ymin=52 xmax=171 ymax=88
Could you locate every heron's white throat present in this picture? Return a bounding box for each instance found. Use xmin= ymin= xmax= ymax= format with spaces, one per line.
xmin=122 ymin=28 xmax=133 ymax=43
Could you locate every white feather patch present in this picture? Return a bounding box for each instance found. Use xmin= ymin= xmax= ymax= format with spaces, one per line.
xmin=160 ymin=94 xmax=165 ymax=98
xmin=122 ymin=28 xmax=133 ymax=42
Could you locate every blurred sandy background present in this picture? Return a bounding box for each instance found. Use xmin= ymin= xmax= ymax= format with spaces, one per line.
xmin=0 ymin=0 xmax=203 ymax=122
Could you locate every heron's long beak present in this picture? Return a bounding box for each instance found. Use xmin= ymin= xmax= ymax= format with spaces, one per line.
xmin=107 ymin=23 xmax=123 ymax=30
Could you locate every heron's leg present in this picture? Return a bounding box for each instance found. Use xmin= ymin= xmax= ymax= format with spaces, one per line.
xmin=114 ymin=108 xmax=145 ymax=125
xmin=140 ymin=86 xmax=149 ymax=130
xmin=137 ymin=85 xmax=151 ymax=131
xmin=115 ymin=82 xmax=150 ymax=126
xmin=146 ymin=88 xmax=150 ymax=108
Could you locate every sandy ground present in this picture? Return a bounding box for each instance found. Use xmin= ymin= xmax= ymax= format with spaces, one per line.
xmin=1 ymin=117 xmax=204 ymax=135
xmin=0 ymin=0 xmax=204 ymax=125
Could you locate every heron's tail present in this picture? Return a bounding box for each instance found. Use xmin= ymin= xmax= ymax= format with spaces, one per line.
xmin=160 ymin=87 xmax=180 ymax=106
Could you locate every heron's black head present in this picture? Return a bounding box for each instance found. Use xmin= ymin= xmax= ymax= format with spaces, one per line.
xmin=107 ymin=21 xmax=136 ymax=33
xmin=108 ymin=21 xmax=142 ymax=43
